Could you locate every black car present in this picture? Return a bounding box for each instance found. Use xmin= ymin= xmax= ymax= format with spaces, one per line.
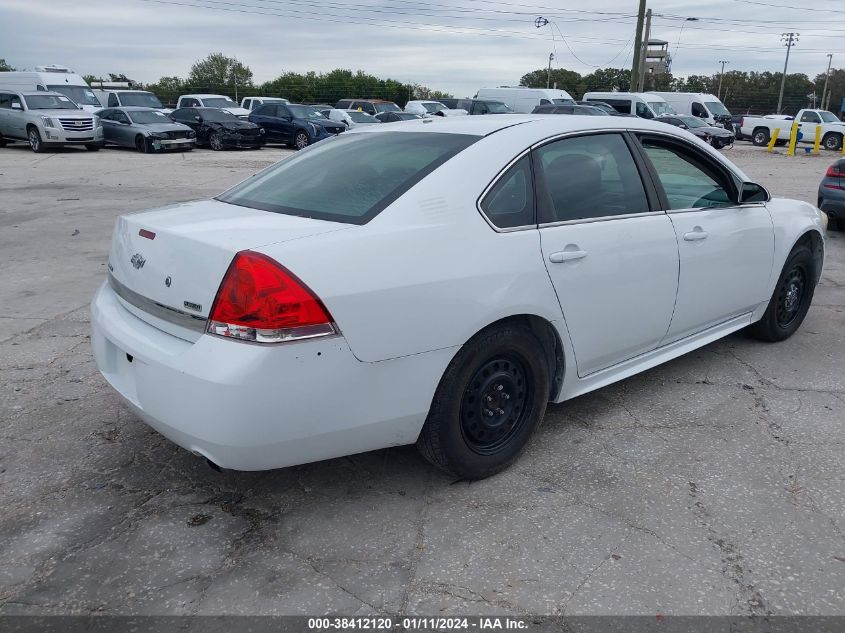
xmin=531 ymin=104 xmax=608 ymax=115
xmin=375 ymin=111 xmax=422 ymax=123
xmin=169 ymin=107 xmax=264 ymax=150
xmin=249 ymin=103 xmax=345 ymax=150
xmin=819 ymin=158 xmax=845 ymax=230
xmin=575 ymin=100 xmax=630 ymax=116
xmin=656 ymin=114 xmax=735 ymax=149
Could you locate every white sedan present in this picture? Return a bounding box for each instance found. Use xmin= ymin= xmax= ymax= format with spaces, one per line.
xmin=91 ymin=115 xmax=826 ymax=479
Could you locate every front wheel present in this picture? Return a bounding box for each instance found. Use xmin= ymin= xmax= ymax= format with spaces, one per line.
xmin=294 ymin=130 xmax=310 ymax=150
xmin=209 ymin=132 xmax=225 ymax=151
xmin=749 ymin=244 xmax=817 ymax=342
xmin=28 ymin=127 xmax=44 ymax=153
xmin=823 ymin=133 xmax=843 ymax=151
xmin=135 ymin=135 xmax=150 ymax=153
xmin=417 ymin=323 xmax=550 ymax=479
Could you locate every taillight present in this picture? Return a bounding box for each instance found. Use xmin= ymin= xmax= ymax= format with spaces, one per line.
xmin=826 ymin=165 xmax=845 ymax=178
xmin=207 ymin=251 xmax=336 ymax=343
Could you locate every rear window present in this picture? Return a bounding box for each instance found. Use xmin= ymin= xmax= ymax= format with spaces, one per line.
xmin=217 ymin=132 xmax=478 ymax=225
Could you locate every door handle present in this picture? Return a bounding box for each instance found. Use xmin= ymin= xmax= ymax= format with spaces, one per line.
xmin=549 ymin=249 xmax=588 ymax=263
xmin=683 ymin=229 xmax=708 ymax=241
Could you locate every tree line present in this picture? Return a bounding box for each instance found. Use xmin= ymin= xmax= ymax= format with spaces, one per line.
xmin=520 ymin=67 xmax=845 ymax=116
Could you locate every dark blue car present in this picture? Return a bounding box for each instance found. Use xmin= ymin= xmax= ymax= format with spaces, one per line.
xmin=248 ymin=103 xmax=345 ymax=150
xmin=819 ymin=158 xmax=845 ymax=230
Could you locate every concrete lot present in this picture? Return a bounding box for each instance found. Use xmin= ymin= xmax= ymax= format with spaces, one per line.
xmin=0 ymin=139 xmax=843 ymax=617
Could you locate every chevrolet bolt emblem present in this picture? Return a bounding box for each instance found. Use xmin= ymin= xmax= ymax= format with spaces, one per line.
xmin=130 ymin=253 xmax=146 ymax=270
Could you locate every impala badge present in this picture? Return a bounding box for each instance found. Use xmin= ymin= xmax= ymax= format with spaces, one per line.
xmin=131 ymin=253 xmax=146 ymax=270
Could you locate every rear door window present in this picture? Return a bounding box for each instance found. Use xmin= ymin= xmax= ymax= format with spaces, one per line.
xmin=480 ymin=155 xmax=535 ymax=228
xmin=534 ymin=133 xmax=651 ymax=223
xmin=217 ymin=132 xmax=479 ymax=224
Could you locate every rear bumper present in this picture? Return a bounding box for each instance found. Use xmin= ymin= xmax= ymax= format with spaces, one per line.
xmin=90 ymin=282 xmax=453 ymax=470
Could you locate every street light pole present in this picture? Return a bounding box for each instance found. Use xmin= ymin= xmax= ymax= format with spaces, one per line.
xmin=673 ymin=17 xmax=698 ymax=67
xmin=547 ymin=52 xmax=555 ymax=89
xmin=821 ymin=53 xmax=833 ymax=111
xmin=717 ymin=60 xmax=730 ymax=100
xmin=777 ymin=32 xmax=798 ymax=114
xmin=637 ymin=8 xmax=652 ymax=92
xmin=631 ymin=0 xmax=647 ymax=91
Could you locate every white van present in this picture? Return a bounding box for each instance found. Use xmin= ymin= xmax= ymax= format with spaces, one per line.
xmin=241 ymin=96 xmax=289 ymax=111
xmin=93 ymin=89 xmax=167 ymax=111
xmin=582 ymin=92 xmax=674 ymax=119
xmin=176 ymin=94 xmax=251 ymax=119
xmin=0 ymin=66 xmax=101 ymax=112
xmin=646 ymin=92 xmax=731 ymax=126
xmin=475 ymin=87 xmax=575 ymax=114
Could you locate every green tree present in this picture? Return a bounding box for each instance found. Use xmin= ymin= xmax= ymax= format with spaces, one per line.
xmin=818 ymin=68 xmax=845 ymax=115
xmin=0 ymin=58 xmax=15 ymax=72
xmin=579 ymin=68 xmax=631 ymax=94
xmin=187 ymin=52 xmax=253 ymax=93
xmin=83 ymin=74 xmax=100 ymax=85
xmin=145 ymin=76 xmax=185 ymax=105
xmin=520 ymin=68 xmax=582 ymax=94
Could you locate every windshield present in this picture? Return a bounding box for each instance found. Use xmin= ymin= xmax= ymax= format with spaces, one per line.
xmin=648 ymin=101 xmax=675 ymax=116
xmin=552 ymin=99 xmax=576 ymax=105
xmin=218 ymin=132 xmax=478 ymax=225
xmin=24 ymin=94 xmax=79 ymax=110
xmin=374 ymin=102 xmax=401 ymax=113
xmin=199 ymin=109 xmax=239 ymax=122
xmin=394 ymin=112 xmax=419 ymax=120
xmin=819 ymin=111 xmax=840 ymax=123
xmin=120 ymin=92 xmax=164 ymax=108
xmin=485 ymin=101 xmax=512 ymax=113
xmin=422 ymin=102 xmax=446 ymax=113
xmin=128 ymin=110 xmax=172 ymax=124
xmin=347 ymin=111 xmax=376 ymax=123
xmin=703 ymin=101 xmax=730 ymax=117
xmin=288 ymin=105 xmax=326 ymax=119
xmin=47 ymin=85 xmax=100 ymax=106
xmin=677 ymin=116 xmax=708 ymax=128
xmin=202 ymin=97 xmax=238 ymax=108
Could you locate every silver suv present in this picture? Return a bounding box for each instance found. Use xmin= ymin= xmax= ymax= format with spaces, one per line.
xmin=0 ymin=90 xmax=104 ymax=152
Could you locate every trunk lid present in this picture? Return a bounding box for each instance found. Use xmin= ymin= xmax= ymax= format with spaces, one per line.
xmin=107 ymin=199 xmax=350 ymax=341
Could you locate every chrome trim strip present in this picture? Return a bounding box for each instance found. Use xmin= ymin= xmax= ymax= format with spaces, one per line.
xmin=538 ymin=210 xmax=665 ymax=229
xmin=108 ymin=272 xmax=207 ymax=333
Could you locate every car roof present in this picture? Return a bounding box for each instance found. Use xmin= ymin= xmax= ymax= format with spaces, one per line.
xmin=19 ymin=91 xmax=66 ymax=97
xmin=182 ymin=94 xmax=232 ymax=99
xmin=115 ymin=106 xmax=163 ymax=111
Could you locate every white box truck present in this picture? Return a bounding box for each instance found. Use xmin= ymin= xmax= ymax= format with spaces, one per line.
xmin=0 ymin=65 xmax=101 ymax=112
xmin=475 ymin=87 xmax=575 ymax=114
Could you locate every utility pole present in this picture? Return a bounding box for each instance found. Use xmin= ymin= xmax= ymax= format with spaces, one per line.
xmin=631 ymin=0 xmax=647 ymax=91
xmin=637 ymin=9 xmax=652 ymax=92
xmin=717 ymin=60 xmax=730 ymax=99
xmin=821 ymin=53 xmax=833 ymax=110
xmin=547 ymin=53 xmax=554 ymax=89
xmin=777 ymin=32 xmax=798 ymax=114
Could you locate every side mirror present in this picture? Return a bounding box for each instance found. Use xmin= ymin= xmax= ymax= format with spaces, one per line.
xmin=740 ymin=182 xmax=770 ymax=204
xmin=679 ymin=123 xmax=688 ymax=129
xmin=11 ymin=102 xmax=22 ymax=110
xmin=195 ymin=115 xmax=203 ymax=122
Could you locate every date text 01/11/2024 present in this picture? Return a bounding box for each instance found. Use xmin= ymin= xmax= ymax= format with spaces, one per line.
xmin=307 ymin=617 xmax=529 ymax=630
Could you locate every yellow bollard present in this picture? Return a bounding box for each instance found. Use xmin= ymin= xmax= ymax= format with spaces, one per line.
xmin=767 ymin=128 xmax=780 ymax=152
xmin=786 ymin=122 xmax=799 ymax=156
xmin=813 ymin=126 xmax=822 ymax=154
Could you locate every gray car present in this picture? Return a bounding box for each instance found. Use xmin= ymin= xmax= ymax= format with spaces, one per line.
xmin=97 ymin=106 xmax=195 ymax=153
xmin=819 ymin=158 xmax=845 ymax=230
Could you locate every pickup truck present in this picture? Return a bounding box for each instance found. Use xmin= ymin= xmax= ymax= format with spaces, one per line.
xmin=741 ymin=109 xmax=844 ymax=150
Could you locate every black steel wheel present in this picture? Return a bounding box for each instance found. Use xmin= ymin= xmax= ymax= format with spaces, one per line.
xmin=417 ymin=322 xmax=551 ymax=479
xmin=750 ymin=243 xmax=817 ymax=342
xmin=460 ymin=356 xmax=531 ymax=456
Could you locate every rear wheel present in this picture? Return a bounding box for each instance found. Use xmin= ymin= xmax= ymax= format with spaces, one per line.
xmin=28 ymin=126 xmax=44 ymax=153
xmin=823 ymin=133 xmax=843 ymax=151
xmin=417 ymin=323 xmax=550 ymax=479
xmin=294 ymin=130 xmax=310 ymax=150
xmin=752 ymin=129 xmax=770 ymax=146
xmin=749 ymin=244 xmax=816 ymax=342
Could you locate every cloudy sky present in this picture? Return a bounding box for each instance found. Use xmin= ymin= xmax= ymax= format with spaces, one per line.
xmin=1 ymin=0 xmax=842 ymax=97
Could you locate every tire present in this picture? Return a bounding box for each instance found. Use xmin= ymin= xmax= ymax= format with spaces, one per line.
xmin=416 ymin=323 xmax=550 ymax=479
xmin=209 ymin=132 xmax=225 ymax=151
xmin=85 ymin=143 xmax=101 ymax=152
xmin=294 ymin=130 xmax=310 ymax=150
xmin=822 ymin=133 xmax=843 ymax=151
xmin=135 ymin=135 xmax=150 ymax=153
xmin=28 ymin=126 xmax=44 ymax=153
xmin=0 ymin=133 xmax=6 ymax=148
xmin=749 ymin=244 xmax=817 ymax=342
xmin=752 ymin=128 xmax=770 ymax=147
